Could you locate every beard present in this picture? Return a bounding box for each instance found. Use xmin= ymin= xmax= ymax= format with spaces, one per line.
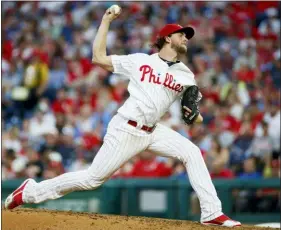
xmin=171 ymin=43 xmax=187 ymax=54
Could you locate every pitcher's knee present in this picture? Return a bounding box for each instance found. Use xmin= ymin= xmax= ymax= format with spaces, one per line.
xmin=192 ymin=145 xmax=202 ymax=156
xmin=181 ymin=143 xmax=203 ymax=163
xmin=86 ymin=170 xmax=107 ymax=189
xmin=191 ymin=145 xmax=204 ymax=160
xmin=87 ymin=175 xmax=106 ymax=189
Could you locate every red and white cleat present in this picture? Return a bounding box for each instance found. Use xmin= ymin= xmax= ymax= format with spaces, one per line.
xmin=202 ymin=214 xmax=241 ymax=227
xmin=4 ymin=179 xmax=32 ymax=209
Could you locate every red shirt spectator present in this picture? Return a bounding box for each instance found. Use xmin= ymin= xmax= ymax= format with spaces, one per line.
xmin=201 ymin=89 xmax=220 ymax=104
xmin=251 ymin=111 xmax=264 ymax=130
xmin=79 ymin=57 xmax=93 ymax=76
xmin=257 ymin=42 xmax=275 ymax=65
xmin=235 ymin=66 xmax=256 ymax=83
xmin=210 ymin=114 xmax=241 ymax=134
xmin=82 ymin=133 xmax=101 ymax=150
xmin=129 ymin=153 xmax=172 ymax=178
xmin=76 ymin=93 xmax=97 ymax=111
xmin=52 ymin=89 xmax=75 ymax=114
xmin=211 ymin=169 xmax=235 ymax=179
xmin=256 ymin=2 xmax=279 ymax=13
xmin=224 ymin=116 xmax=241 ymax=133
xmin=2 ymin=39 xmax=13 ymax=62
xmin=52 ymin=98 xmax=74 ymax=114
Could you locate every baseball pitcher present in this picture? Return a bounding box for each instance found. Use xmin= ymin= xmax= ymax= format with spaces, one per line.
xmin=5 ymin=5 xmax=241 ymax=227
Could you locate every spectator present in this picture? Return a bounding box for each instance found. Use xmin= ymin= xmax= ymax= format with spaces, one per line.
xmin=51 ymin=87 xmax=75 ymax=115
xmin=234 ymin=40 xmax=257 ymax=71
xmin=258 ymin=8 xmax=280 ymax=36
xmin=238 ymin=156 xmax=262 ymax=179
xmin=12 ymin=49 xmax=49 ymax=119
xmin=38 ymin=129 xmax=59 ymax=155
xmin=247 ymin=121 xmax=273 ymax=163
xmin=228 ymin=89 xmax=245 ymax=121
xmin=264 ymin=101 xmax=280 ymax=160
xmin=256 ymin=158 xmax=280 ymax=212
xmin=235 ymin=157 xmax=264 ymax=212
xmin=43 ymin=151 xmax=65 ymax=179
xmin=28 ymin=108 xmax=56 ymax=139
xmin=269 ymin=50 xmax=281 ymax=89
xmin=2 ymin=149 xmax=17 ymax=180
xmin=171 ymin=160 xmax=188 ymax=180
xmin=45 ymin=58 xmax=67 ymax=102
xmin=229 ymin=120 xmax=254 ymax=174
xmin=2 ymin=61 xmax=22 ymax=122
xmin=205 ymin=138 xmax=234 ymax=179
xmin=25 ymin=147 xmax=44 ymax=179
xmin=3 ymin=127 xmax=22 ymax=153
xmin=128 ymin=151 xmax=173 ymax=178
xmin=56 ymin=126 xmax=77 ymax=170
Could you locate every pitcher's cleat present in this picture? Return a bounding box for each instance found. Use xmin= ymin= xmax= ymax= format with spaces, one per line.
xmin=202 ymin=214 xmax=241 ymax=227
xmin=4 ymin=179 xmax=32 ymax=209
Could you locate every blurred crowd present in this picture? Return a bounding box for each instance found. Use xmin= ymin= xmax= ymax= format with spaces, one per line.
xmin=2 ymin=1 xmax=280 ymax=194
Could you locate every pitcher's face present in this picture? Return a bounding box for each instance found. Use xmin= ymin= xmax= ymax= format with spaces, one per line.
xmin=170 ymin=32 xmax=188 ymax=54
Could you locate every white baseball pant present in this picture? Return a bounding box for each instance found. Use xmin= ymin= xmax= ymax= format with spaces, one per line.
xmin=23 ymin=113 xmax=222 ymax=221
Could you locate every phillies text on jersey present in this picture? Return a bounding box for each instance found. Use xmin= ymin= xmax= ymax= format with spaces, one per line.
xmin=111 ymin=53 xmax=197 ymax=126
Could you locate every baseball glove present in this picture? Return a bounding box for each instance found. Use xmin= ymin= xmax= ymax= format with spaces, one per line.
xmin=181 ymin=85 xmax=201 ymax=125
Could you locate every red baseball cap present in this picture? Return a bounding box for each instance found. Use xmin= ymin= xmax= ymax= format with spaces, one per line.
xmin=158 ymin=24 xmax=195 ymax=40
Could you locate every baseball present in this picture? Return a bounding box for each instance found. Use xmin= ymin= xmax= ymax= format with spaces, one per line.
xmin=110 ymin=4 xmax=121 ymax=15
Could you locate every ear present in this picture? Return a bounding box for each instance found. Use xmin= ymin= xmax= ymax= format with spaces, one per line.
xmin=164 ymin=36 xmax=172 ymax=44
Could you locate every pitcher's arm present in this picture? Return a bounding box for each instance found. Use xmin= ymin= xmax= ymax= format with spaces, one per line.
xmin=92 ymin=6 xmax=121 ymax=72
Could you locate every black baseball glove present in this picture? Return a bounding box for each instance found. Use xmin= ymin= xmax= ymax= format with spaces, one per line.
xmin=181 ymin=85 xmax=201 ymax=125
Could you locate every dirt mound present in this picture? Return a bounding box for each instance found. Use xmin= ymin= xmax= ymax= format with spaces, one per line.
xmin=2 ymin=208 xmax=272 ymax=230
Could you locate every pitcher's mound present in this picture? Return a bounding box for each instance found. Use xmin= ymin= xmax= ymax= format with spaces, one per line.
xmin=2 ymin=208 xmax=271 ymax=230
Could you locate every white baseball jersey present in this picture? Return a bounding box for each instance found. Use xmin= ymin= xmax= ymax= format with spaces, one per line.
xmin=111 ymin=53 xmax=197 ymax=126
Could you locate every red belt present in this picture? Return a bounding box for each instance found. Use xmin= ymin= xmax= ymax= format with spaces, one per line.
xmin=127 ymin=120 xmax=156 ymax=133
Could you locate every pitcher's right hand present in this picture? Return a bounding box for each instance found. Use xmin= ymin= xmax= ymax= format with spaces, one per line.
xmin=102 ymin=5 xmax=122 ymax=22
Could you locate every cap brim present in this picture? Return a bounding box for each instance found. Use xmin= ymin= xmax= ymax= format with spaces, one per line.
xmin=174 ymin=27 xmax=195 ymax=40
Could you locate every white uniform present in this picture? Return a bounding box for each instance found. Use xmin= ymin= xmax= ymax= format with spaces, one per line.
xmin=22 ymin=53 xmax=223 ymax=222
